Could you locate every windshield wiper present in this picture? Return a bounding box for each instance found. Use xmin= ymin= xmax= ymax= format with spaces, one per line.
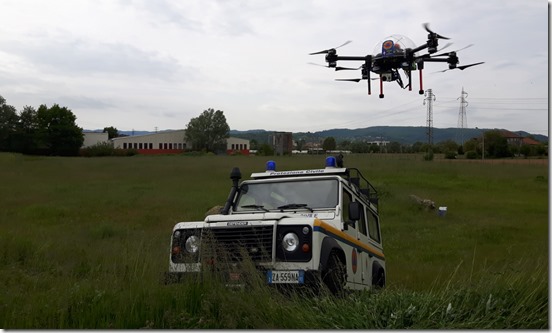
xmin=277 ymin=203 xmax=313 ymax=212
xmin=240 ymin=204 xmax=269 ymax=212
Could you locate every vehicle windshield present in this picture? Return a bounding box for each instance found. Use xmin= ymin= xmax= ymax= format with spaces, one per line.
xmin=234 ymin=179 xmax=339 ymax=212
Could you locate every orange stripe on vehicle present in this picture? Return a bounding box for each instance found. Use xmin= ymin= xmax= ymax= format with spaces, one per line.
xmin=314 ymin=218 xmax=385 ymax=260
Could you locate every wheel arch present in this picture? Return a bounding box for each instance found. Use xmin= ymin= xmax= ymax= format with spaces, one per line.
xmin=319 ymin=236 xmax=345 ymax=270
xmin=372 ymin=261 xmax=386 ymax=288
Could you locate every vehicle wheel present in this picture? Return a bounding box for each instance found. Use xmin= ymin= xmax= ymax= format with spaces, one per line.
xmin=372 ymin=268 xmax=385 ymax=289
xmin=163 ymin=272 xmax=182 ymax=285
xmin=323 ymin=252 xmax=346 ymax=296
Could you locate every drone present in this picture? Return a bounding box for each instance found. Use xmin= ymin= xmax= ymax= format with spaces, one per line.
xmin=309 ymin=23 xmax=484 ymax=98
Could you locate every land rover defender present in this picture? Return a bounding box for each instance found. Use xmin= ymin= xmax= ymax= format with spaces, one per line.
xmin=168 ymin=156 xmax=385 ymax=294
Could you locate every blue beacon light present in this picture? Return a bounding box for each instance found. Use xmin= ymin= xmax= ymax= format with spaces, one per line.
xmin=266 ymin=160 xmax=276 ymax=171
xmin=325 ymin=156 xmax=336 ymax=168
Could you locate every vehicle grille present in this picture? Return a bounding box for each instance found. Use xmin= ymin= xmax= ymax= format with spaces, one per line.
xmin=201 ymin=226 xmax=273 ymax=263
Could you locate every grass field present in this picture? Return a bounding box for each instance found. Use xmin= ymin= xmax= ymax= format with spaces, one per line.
xmin=0 ymin=152 xmax=548 ymax=328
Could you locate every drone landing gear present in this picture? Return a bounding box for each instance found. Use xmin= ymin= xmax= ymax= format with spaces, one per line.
xmin=379 ymin=75 xmax=384 ymax=98
xmin=418 ymin=69 xmax=424 ymax=95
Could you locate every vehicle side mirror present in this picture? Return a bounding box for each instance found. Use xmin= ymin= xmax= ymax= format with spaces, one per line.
xmin=343 ymin=201 xmax=361 ymax=230
xmin=349 ymin=201 xmax=361 ymax=221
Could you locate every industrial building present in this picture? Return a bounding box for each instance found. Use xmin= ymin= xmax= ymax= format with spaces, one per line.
xmin=110 ymin=129 xmax=250 ymax=155
xmin=82 ymin=132 xmax=109 ymax=148
xmin=269 ymin=131 xmax=293 ymax=155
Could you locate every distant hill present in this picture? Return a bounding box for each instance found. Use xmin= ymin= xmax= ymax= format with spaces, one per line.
xmin=230 ymin=127 xmax=548 ymax=145
xmin=87 ymin=127 xmax=547 ymax=145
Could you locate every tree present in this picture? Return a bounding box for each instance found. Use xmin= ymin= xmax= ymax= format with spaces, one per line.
xmin=185 ymin=108 xmax=230 ymax=152
xmin=369 ymin=144 xmax=381 ymax=153
xmin=0 ymin=95 xmax=19 ymax=151
xmin=296 ymin=139 xmax=306 ymax=151
xmin=351 ymin=141 xmax=369 ymax=153
xmin=387 ymin=141 xmax=402 ymax=153
xmin=337 ymin=140 xmax=351 ymax=151
xmin=411 ymin=141 xmax=424 ymax=153
xmin=484 ymin=130 xmax=511 ymax=158
xmin=464 ymin=138 xmax=479 ymax=153
xmin=437 ymin=139 xmax=459 ymax=155
xmin=322 ymin=137 xmax=336 ymax=151
xmin=36 ymin=104 xmax=84 ymax=156
xmin=15 ymin=106 xmax=39 ymax=153
xmin=249 ymin=139 xmax=259 ymax=150
xmin=257 ymin=143 xmax=274 ymax=156
xmin=103 ymin=126 xmax=119 ymax=139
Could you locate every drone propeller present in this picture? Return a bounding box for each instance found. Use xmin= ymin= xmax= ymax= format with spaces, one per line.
xmin=423 ymin=23 xmax=450 ymax=40
xmin=415 ymin=42 xmax=454 ymax=60
xmin=336 ymin=66 xmax=362 ymax=71
xmin=432 ymin=44 xmax=474 ymax=57
xmin=336 ymin=78 xmax=362 ymax=82
xmin=438 ymin=62 xmax=485 ymax=72
xmin=437 ymin=42 xmax=453 ymax=53
xmin=309 ymin=40 xmax=352 ymax=55
xmin=308 ymin=62 xmax=360 ymax=71
xmin=335 ymin=78 xmax=379 ymax=82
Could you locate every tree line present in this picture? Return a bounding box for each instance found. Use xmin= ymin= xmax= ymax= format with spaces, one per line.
xmin=317 ymin=133 xmax=546 ymax=158
xmin=0 ymin=95 xmax=84 ymax=156
xmin=0 ymin=95 xmax=231 ymax=156
xmin=2 ymin=92 xmax=544 ymax=159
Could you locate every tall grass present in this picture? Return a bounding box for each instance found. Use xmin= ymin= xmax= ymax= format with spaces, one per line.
xmin=0 ymin=153 xmax=547 ymax=328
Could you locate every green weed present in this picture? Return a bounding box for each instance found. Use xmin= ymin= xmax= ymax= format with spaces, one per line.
xmin=0 ymin=153 xmax=547 ymax=328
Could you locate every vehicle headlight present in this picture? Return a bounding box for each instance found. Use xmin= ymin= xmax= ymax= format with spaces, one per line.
xmin=185 ymin=235 xmax=200 ymax=253
xmin=282 ymin=232 xmax=299 ymax=252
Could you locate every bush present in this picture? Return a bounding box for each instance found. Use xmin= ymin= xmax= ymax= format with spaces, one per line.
xmin=444 ymin=151 xmax=457 ymax=159
xmin=183 ymin=151 xmax=206 ymax=157
xmin=465 ymin=150 xmax=478 ymax=159
xmin=80 ymin=143 xmax=137 ymax=157
xmin=423 ymin=150 xmax=434 ymax=161
xmin=80 ymin=142 xmax=115 ymax=157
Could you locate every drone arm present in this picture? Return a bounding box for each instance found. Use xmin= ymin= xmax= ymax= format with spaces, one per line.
xmin=422 ymin=58 xmax=450 ymax=63
xmin=335 ymin=55 xmax=370 ymax=61
xmin=411 ymin=43 xmax=429 ymax=55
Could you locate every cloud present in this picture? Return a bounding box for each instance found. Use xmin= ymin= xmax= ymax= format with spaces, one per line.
xmin=1 ymin=36 xmax=188 ymax=81
xmin=52 ymin=95 xmax=114 ymax=110
xmin=0 ymin=0 xmax=547 ymax=134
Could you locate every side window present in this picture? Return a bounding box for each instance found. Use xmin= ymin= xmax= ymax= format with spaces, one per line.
xmin=342 ymin=190 xmax=351 ymax=223
xmin=358 ymin=205 xmax=368 ymax=236
xmin=367 ymin=210 xmax=381 ymax=243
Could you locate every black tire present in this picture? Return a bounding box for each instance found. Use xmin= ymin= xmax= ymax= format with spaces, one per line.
xmin=323 ymin=252 xmax=346 ymax=296
xmin=372 ymin=268 xmax=385 ymax=289
xmin=163 ymin=272 xmax=182 ymax=285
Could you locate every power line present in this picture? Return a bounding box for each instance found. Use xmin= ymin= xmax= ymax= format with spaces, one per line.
xmin=457 ymin=87 xmax=468 ymax=145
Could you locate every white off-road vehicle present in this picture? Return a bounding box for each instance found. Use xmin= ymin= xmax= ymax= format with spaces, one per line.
xmin=167 ymin=156 xmax=385 ymax=294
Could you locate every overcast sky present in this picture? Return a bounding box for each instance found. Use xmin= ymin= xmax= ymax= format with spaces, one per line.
xmin=0 ymin=0 xmax=548 ymax=135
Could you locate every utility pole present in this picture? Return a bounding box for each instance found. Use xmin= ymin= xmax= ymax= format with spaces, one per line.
xmin=423 ymin=89 xmax=435 ymax=147
xmin=457 ymin=87 xmax=468 ymax=146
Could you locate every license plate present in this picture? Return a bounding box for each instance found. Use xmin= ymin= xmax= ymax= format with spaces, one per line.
xmin=267 ymin=270 xmax=305 ymax=284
